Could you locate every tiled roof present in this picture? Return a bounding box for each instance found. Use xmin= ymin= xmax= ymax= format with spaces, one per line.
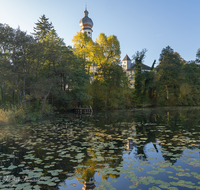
xmin=122 ymin=54 xmax=131 ymax=61
xmin=141 ymin=63 xmax=151 ymax=70
xmin=127 ymin=63 xmax=151 ymax=71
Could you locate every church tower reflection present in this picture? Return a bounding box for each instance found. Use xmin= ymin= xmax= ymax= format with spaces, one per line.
xmin=82 ymin=177 xmax=95 ymax=190
xmin=125 ymin=125 xmax=136 ymax=150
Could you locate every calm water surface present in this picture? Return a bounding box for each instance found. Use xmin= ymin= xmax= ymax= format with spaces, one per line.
xmin=0 ymin=107 xmax=200 ymax=190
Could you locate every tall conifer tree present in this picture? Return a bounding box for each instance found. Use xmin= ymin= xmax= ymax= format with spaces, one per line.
xmin=33 ymin=14 xmax=54 ymax=41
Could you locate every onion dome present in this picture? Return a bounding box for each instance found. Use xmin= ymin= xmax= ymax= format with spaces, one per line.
xmin=79 ymin=7 xmax=93 ymax=32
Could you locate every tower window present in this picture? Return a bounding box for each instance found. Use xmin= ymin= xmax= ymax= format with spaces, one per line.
xmin=88 ymin=32 xmax=90 ymax=34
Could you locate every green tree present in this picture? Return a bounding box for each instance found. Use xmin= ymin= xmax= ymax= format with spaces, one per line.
xmin=33 ymin=14 xmax=54 ymax=41
xmin=73 ymin=32 xmax=130 ymax=109
xmin=132 ymin=49 xmax=147 ymax=106
xmin=159 ymin=45 xmax=174 ymax=62
xmin=93 ymin=33 xmax=124 ymax=109
xmin=101 ymin=64 xmax=129 ymax=109
xmin=196 ymin=48 xmax=200 ymax=63
xmin=156 ymin=46 xmax=186 ymax=106
xmin=94 ymin=33 xmax=121 ymax=78
xmin=141 ymin=60 xmax=157 ymax=106
xmin=0 ymin=20 xmax=90 ymax=121
xmin=72 ymin=32 xmax=94 ymax=74
xmin=177 ymin=61 xmax=200 ymax=105
xmin=0 ymin=24 xmax=34 ymax=106
xmin=31 ymin=28 xmax=90 ymax=114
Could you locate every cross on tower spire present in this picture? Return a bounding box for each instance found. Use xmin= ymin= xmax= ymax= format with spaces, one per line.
xmin=79 ymin=5 xmax=93 ymax=38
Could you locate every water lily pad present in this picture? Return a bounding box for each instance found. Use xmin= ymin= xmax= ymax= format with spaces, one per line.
xmin=48 ymin=182 xmax=56 ymax=186
xmin=112 ymin=180 xmax=118 ymax=183
xmin=70 ymin=183 xmax=77 ymax=187
xmin=129 ymin=185 xmax=137 ymax=189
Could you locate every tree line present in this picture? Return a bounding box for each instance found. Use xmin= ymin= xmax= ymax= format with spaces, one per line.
xmin=72 ymin=31 xmax=132 ymax=109
xmin=1 ymin=15 xmax=200 ymax=123
xmin=73 ymin=30 xmax=200 ymax=108
xmin=134 ymin=46 xmax=200 ymax=107
xmin=0 ymin=15 xmax=90 ymax=122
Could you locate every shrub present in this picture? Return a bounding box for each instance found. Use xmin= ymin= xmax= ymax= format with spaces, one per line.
xmin=0 ymin=109 xmax=15 ymax=125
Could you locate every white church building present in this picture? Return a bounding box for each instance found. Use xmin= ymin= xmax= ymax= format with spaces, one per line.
xmin=79 ymin=7 xmax=151 ymax=88
xmin=122 ymin=54 xmax=151 ymax=88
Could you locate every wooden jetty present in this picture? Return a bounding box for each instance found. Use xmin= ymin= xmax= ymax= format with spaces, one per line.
xmin=74 ymin=106 xmax=93 ymax=114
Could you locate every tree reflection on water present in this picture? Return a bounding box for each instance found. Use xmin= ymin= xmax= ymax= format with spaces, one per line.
xmin=0 ymin=107 xmax=199 ymax=189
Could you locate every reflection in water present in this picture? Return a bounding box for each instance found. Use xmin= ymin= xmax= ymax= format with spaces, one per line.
xmin=82 ymin=177 xmax=95 ymax=190
xmin=0 ymin=107 xmax=199 ymax=189
xmin=125 ymin=139 xmax=136 ymax=150
xmin=125 ymin=125 xmax=136 ymax=150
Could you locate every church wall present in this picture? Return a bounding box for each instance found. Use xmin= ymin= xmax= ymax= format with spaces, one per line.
xmin=81 ymin=29 xmax=92 ymax=38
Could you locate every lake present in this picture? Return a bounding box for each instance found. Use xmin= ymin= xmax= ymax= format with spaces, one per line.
xmin=0 ymin=107 xmax=200 ymax=190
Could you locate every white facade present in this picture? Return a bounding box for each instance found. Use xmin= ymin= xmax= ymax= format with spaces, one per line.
xmin=81 ymin=29 xmax=92 ymax=38
xmin=122 ymin=60 xmax=131 ymax=70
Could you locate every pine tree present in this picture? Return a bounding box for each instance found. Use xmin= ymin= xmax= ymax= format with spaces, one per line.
xmin=159 ymin=45 xmax=174 ymax=62
xmin=33 ymin=14 xmax=54 ymax=41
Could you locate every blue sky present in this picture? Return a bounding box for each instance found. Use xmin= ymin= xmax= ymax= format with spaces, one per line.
xmin=0 ymin=0 xmax=200 ymax=66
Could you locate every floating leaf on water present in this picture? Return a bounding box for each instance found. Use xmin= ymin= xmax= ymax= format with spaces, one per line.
xmin=78 ymin=179 xmax=85 ymax=182
xmin=166 ymin=171 xmax=173 ymax=174
xmin=70 ymin=183 xmax=77 ymax=187
xmin=2 ymin=171 xmax=11 ymax=175
xmin=176 ymin=172 xmax=191 ymax=177
xmin=168 ymin=187 xmax=179 ymax=190
xmin=48 ymin=182 xmax=56 ymax=186
xmin=129 ymin=185 xmax=137 ymax=189
xmin=147 ymin=170 xmax=160 ymax=175
xmin=112 ymin=180 xmax=118 ymax=183
xmin=149 ymin=186 xmax=161 ymax=190
xmin=7 ymin=165 xmax=17 ymax=170
xmin=33 ymin=185 xmax=40 ymax=190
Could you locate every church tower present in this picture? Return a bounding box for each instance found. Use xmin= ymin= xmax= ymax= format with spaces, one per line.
xmin=122 ymin=54 xmax=131 ymax=70
xmin=79 ymin=6 xmax=93 ymax=38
